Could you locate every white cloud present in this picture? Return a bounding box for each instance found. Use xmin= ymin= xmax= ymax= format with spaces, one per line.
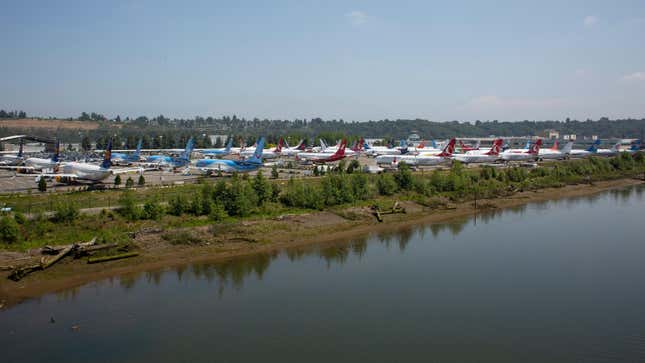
xmin=346 ymin=11 xmax=368 ymax=26
xmin=584 ymin=15 xmax=597 ymax=27
xmin=622 ymin=72 xmax=645 ymax=81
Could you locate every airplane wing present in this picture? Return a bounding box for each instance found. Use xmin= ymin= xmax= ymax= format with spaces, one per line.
xmin=0 ymin=165 xmax=35 ymax=171
xmin=111 ymin=167 xmax=145 ymax=175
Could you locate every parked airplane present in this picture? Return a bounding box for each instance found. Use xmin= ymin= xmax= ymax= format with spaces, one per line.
xmin=458 ymin=140 xmax=480 ymax=153
xmin=111 ymin=139 xmax=142 ymax=165
xmin=625 ymin=140 xmax=642 ymax=153
xmin=194 ymin=137 xmax=265 ymax=173
xmin=0 ymin=140 xmax=62 ymax=172
xmin=501 ymin=139 xmax=542 ymax=161
xmin=367 ymin=140 xmax=409 ymax=156
xmin=145 ymin=138 xmax=194 ymax=168
xmin=539 ymin=141 xmax=573 ymax=160
xmin=280 ymin=139 xmax=306 ymax=157
xmin=569 ymin=140 xmax=601 ymax=158
xmin=376 ymin=138 xmax=456 ymax=166
xmin=297 ymin=139 xmax=347 ymax=163
xmin=36 ymin=140 xmax=142 ymax=183
xmin=240 ymin=137 xmax=283 ymax=160
xmin=0 ymin=140 xmax=25 ymax=166
xmin=595 ymin=142 xmax=621 ymax=157
xmin=453 ymin=139 xmax=504 ymax=163
xmin=200 ymin=137 xmax=233 ymax=157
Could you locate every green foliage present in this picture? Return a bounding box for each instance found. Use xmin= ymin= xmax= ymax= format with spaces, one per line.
xmin=376 ymin=173 xmax=398 ymax=195
xmin=142 ymin=199 xmax=164 ymax=220
xmin=394 ymin=162 xmax=413 ymax=190
xmin=168 ymin=194 xmax=186 ymax=216
xmin=125 ymin=177 xmax=134 ymax=188
xmin=54 ymin=202 xmax=80 ymax=223
xmin=162 ymin=230 xmax=202 ymax=245
xmin=347 ymin=159 xmax=360 ymax=174
xmin=118 ymin=190 xmax=140 ymax=221
xmin=209 ymin=202 xmax=227 ymax=222
xmin=138 ymin=174 xmax=146 ymax=186
xmin=252 ymin=171 xmax=272 ymax=205
xmin=13 ymin=212 xmax=27 ymax=225
xmin=114 ymin=174 xmax=122 ymax=186
xmin=271 ymin=164 xmax=279 ymax=179
xmin=37 ymin=177 xmax=47 ymax=192
xmin=0 ymin=217 xmax=20 ymax=244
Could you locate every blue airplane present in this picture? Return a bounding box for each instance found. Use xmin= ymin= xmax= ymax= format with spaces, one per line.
xmin=201 ymin=137 xmax=233 ymax=157
xmin=111 ymin=139 xmax=142 ymax=164
xmin=194 ymin=137 xmax=264 ymax=173
xmin=146 ymin=138 xmax=194 ymax=168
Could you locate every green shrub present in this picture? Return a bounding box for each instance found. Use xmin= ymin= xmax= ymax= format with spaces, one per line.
xmin=376 ymin=173 xmax=398 ymax=196
xmin=168 ymin=194 xmax=186 ymax=216
xmin=118 ymin=190 xmax=141 ymax=221
xmin=13 ymin=212 xmax=27 ymax=225
xmin=125 ymin=177 xmax=134 ymax=188
xmin=138 ymin=174 xmax=146 ymax=186
xmin=142 ymin=199 xmax=164 ymax=220
xmin=54 ymin=202 xmax=80 ymax=223
xmin=0 ymin=217 xmax=20 ymax=244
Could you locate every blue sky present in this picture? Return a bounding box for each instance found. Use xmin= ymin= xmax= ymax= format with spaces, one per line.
xmin=1 ymin=0 xmax=644 ymax=121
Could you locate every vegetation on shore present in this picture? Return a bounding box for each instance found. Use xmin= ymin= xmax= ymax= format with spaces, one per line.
xmin=0 ymin=153 xmax=643 ymax=251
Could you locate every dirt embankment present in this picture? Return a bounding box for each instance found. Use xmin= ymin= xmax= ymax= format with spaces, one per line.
xmin=0 ymin=119 xmax=100 ymax=130
xmin=0 ymin=178 xmax=641 ymax=308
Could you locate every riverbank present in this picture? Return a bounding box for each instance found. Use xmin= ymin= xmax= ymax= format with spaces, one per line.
xmin=0 ymin=177 xmax=641 ymax=308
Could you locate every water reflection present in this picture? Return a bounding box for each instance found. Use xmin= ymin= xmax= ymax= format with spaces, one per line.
xmin=48 ymin=185 xmax=645 ymax=303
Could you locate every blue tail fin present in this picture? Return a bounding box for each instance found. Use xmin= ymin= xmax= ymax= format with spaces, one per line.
xmin=134 ymin=139 xmax=142 ymax=158
xmin=631 ymin=140 xmax=641 ymax=151
xmin=52 ymin=140 xmax=60 ymax=162
xmin=431 ymin=140 xmax=437 ymax=149
xmin=101 ymin=139 xmax=112 ymax=169
xmin=587 ymin=139 xmax=601 ymax=152
xmin=524 ymin=140 xmax=531 ymax=149
xmin=225 ymin=137 xmax=233 ymax=152
xmin=246 ymin=137 xmax=265 ymax=164
xmin=181 ymin=137 xmax=194 ymax=160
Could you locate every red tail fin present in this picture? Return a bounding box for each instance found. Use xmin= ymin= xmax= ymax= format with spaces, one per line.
xmin=486 ymin=139 xmax=503 ymax=155
xmin=438 ymin=138 xmax=456 ymax=157
xmin=418 ymin=141 xmax=425 ymax=149
xmin=550 ymin=140 xmax=559 ymax=151
xmin=334 ymin=139 xmax=347 ymax=157
xmin=275 ymin=138 xmax=283 ymax=153
xmin=529 ymin=139 xmax=542 ymax=154
xmin=296 ymin=140 xmax=306 ymax=150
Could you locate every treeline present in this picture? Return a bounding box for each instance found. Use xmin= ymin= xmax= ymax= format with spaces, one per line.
xmin=0 ymin=110 xmax=27 ymax=119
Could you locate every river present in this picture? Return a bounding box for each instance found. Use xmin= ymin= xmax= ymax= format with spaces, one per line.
xmin=1 ymin=185 xmax=644 ymax=362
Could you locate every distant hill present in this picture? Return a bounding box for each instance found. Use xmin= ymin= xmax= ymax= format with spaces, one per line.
xmin=0 ymin=119 xmax=100 ymax=130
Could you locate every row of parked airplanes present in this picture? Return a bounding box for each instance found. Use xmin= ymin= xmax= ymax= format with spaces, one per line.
xmin=0 ymin=136 xmax=640 ymax=184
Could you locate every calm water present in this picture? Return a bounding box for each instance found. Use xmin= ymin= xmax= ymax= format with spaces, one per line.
xmin=1 ymin=186 xmax=645 ymax=362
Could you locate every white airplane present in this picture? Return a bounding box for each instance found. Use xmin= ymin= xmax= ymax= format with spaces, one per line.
xmin=595 ymin=142 xmax=621 ymax=157
xmin=37 ymin=140 xmax=142 ymax=183
xmin=501 ymin=139 xmax=542 ymax=162
xmin=0 ymin=141 xmax=25 ymax=166
xmin=376 ymin=139 xmax=456 ymax=166
xmin=280 ymin=139 xmax=306 ymax=157
xmin=365 ymin=140 xmax=411 ymax=156
xmin=453 ymin=139 xmax=504 ymax=163
xmin=0 ymin=141 xmax=62 ymax=172
xmin=297 ymin=139 xmax=347 ymax=163
xmin=239 ymin=137 xmax=283 ymax=160
xmin=569 ymin=140 xmax=601 ymax=158
xmin=539 ymin=141 xmax=573 ymax=160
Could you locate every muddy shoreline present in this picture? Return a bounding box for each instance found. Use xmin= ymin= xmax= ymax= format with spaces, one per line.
xmin=0 ymin=178 xmax=641 ymax=308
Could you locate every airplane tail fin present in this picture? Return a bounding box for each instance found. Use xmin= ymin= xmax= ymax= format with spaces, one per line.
xmin=181 ymin=137 xmax=195 ymax=160
xmin=296 ymin=139 xmax=306 ymax=150
xmin=320 ymin=139 xmax=328 ymax=151
xmin=134 ymin=139 xmax=142 ymax=158
xmin=225 ymin=137 xmax=233 ymax=152
xmin=432 ymin=140 xmax=437 ymax=149
xmin=612 ymin=142 xmax=621 ymax=152
xmin=528 ymin=139 xmax=542 ymax=154
xmin=52 ymin=140 xmax=60 ymax=162
xmin=418 ymin=141 xmax=425 ymax=149
xmin=474 ymin=140 xmax=480 ymax=149
xmin=18 ymin=139 xmax=24 ymax=157
xmin=101 ymin=139 xmax=112 ymax=169
xmin=524 ymin=140 xmax=531 ymax=149
xmin=587 ymin=140 xmax=601 ymax=152
xmin=246 ymin=137 xmax=265 ymax=164
xmin=334 ymin=139 xmax=347 ymax=157
xmin=486 ymin=139 xmax=503 ymax=155
xmin=562 ymin=142 xmax=573 ymax=154
xmin=631 ymin=140 xmax=642 ymax=151
xmin=275 ymin=137 xmax=284 ymax=153
xmin=551 ymin=140 xmax=559 ymax=151
xmin=437 ymin=138 xmax=456 ymax=157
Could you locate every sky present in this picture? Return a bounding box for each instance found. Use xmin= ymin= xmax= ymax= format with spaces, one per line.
xmin=1 ymin=0 xmax=644 ymax=122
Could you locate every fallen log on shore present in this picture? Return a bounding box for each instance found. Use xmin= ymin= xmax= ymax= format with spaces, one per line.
xmin=87 ymin=252 xmax=139 ymax=264
xmin=371 ymin=202 xmax=407 ymax=222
